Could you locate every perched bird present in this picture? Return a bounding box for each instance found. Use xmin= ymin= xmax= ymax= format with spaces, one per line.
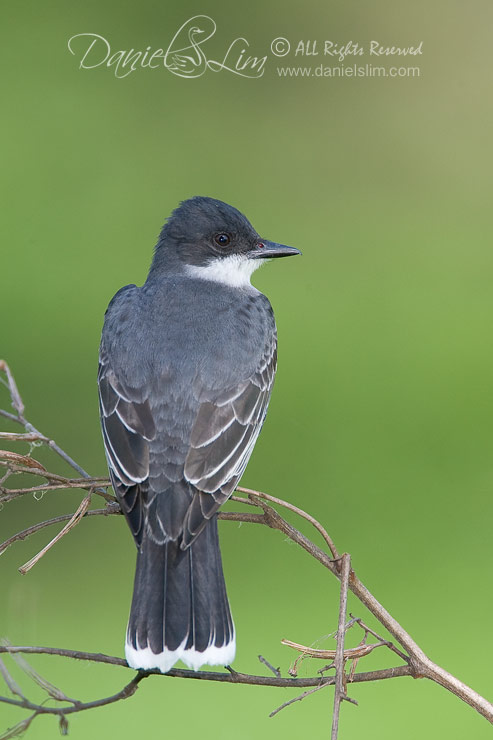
xmin=98 ymin=196 xmax=300 ymax=673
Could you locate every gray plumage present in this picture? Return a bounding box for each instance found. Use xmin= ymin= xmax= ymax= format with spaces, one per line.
xmin=98 ymin=196 xmax=299 ymax=672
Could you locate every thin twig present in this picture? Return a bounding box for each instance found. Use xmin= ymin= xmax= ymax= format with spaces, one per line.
xmin=2 ymin=641 xmax=78 ymax=704
xmin=0 ymin=657 xmax=26 ymax=700
xmin=0 ymin=409 xmax=20 ymax=424
xmin=258 ymin=655 xmax=281 ymax=678
xmin=0 ymin=463 xmax=109 ymax=487
xmin=18 ymin=494 xmax=93 ymax=575
xmin=348 ymin=615 xmax=409 ymax=663
xmin=0 ymin=481 xmax=110 ymax=497
xmin=0 ymin=432 xmax=50 ymax=443
xmin=0 ymin=462 xmax=113 ymax=503
xmin=238 ymin=487 xmax=339 ymax=559
xmin=281 ymin=638 xmax=389 ymax=661
xmin=269 ymin=681 xmax=331 ymax=718
xmin=0 ymin=451 xmax=47 ymax=470
xmin=0 ymin=505 xmax=121 ymax=557
xmin=0 ymin=710 xmax=38 ymax=739
xmin=0 ymin=360 xmax=109 ymax=496
xmin=0 ymin=672 xmax=147 ymax=717
xmin=331 ymin=553 xmax=352 ymax=740
xmin=0 ymin=361 xmax=24 ymax=416
xmin=0 ymin=507 xmax=264 ymax=560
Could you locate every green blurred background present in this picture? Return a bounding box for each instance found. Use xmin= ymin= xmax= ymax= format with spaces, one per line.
xmin=2 ymin=0 xmax=493 ymax=737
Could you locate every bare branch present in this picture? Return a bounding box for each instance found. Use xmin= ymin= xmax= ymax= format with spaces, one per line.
xmin=0 ymin=645 xmax=413 ymax=688
xmin=2 ymin=361 xmax=493 ymax=732
xmin=3 ymin=468 xmax=493 ymax=723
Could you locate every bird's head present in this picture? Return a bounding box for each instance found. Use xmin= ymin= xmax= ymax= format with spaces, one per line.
xmin=150 ymin=196 xmax=300 ymax=287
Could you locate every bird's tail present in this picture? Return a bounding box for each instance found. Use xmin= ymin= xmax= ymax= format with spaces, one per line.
xmin=125 ymin=516 xmax=235 ymax=673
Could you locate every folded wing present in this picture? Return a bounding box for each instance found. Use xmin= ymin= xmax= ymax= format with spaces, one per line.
xmin=99 ymin=332 xmax=277 ymax=549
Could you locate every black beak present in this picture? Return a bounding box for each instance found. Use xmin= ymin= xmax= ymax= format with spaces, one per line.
xmin=248 ymin=239 xmax=302 ymax=260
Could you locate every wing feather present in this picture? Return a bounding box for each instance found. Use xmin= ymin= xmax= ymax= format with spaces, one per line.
xmin=181 ymin=337 xmax=277 ymax=545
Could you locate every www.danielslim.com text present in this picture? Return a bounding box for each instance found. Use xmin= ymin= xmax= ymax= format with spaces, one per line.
xmin=276 ymin=64 xmax=420 ymax=78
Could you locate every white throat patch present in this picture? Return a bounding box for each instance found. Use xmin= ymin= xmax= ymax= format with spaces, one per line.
xmin=186 ymin=255 xmax=266 ymax=288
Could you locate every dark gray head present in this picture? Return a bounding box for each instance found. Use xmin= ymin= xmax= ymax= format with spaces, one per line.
xmin=148 ymin=196 xmax=300 ymax=286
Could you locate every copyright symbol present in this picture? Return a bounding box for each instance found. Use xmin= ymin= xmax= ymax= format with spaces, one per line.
xmin=271 ymin=37 xmax=290 ymax=57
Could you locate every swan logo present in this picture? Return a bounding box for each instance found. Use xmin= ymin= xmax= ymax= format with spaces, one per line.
xmin=68 ymin=16 xmax=267 ymax=79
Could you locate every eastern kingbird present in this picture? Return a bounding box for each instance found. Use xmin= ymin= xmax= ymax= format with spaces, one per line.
xmin=98 ymin=196 xmax=300 ymax=673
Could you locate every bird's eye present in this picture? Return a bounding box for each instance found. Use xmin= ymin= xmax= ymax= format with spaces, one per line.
xmin=214 ymin=233 xmax=231 ymax=247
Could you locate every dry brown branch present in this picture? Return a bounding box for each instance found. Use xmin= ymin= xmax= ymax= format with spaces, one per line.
xmin=282 ymin=638 xmax=387 ymax=662
xmin=0 ymin=460 xmax=113 ymax=504
xmin=0 ymin=644 xmax=413 ymax=687
xmin=0 ymin=451 xmax=47 ymax=470
xmin=2 ymin=361 xmax=493 ymax=737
